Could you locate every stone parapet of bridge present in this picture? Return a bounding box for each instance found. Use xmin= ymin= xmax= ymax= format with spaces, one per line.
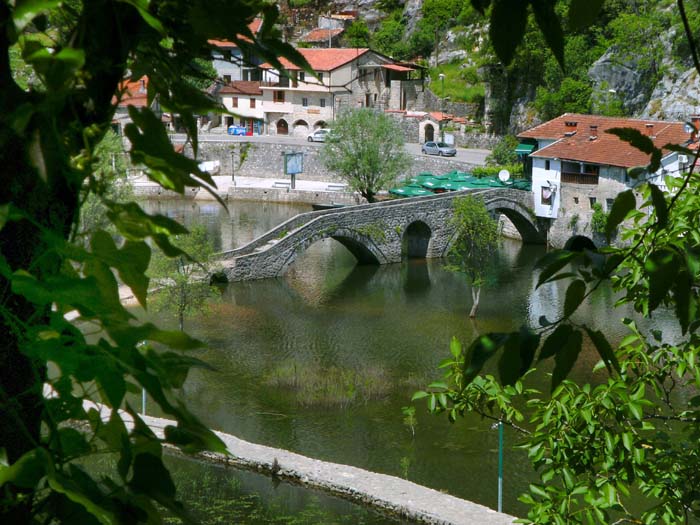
xmin=218 ymin=188 xmax=544 ymax=282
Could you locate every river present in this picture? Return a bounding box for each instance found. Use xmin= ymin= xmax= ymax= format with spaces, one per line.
xmin=139 ymin=198 xmax=658 ymax=522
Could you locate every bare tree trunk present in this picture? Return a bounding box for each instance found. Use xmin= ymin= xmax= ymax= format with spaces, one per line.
xmin=469 ymin=286 xmax=481 ymax=318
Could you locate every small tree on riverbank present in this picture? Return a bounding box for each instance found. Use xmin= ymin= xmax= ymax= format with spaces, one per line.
xmin=321 ymin=109 xmax=410 ymax=202
xmin=446 ymin=196 xmax=500 ymax=318
xmin=149 ymin=226 xmax=219 ymax=331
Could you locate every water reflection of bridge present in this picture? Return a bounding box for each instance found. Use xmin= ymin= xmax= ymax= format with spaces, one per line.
xmin=217 ymin=189 xmax=547 ymax=282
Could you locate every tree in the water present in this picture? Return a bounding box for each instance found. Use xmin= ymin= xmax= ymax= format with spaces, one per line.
xmin=446 ymin=196 xmax=499 ymax=318
xmin=321 ymin=109 xmax=410 ymax=203
xmin=149 ymin=225 xmax=219 ymax=331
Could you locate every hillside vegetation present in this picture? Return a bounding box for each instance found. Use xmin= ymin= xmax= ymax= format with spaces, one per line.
xmin=289 ymin=0 xmax=700 ymax=131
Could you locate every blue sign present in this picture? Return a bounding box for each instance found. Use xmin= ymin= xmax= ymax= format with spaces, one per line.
xmin=284 ymin=152 xmax=303 ymax=175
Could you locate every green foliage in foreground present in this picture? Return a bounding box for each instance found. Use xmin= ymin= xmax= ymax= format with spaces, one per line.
xmin=321 ymin=109 xmax=410 ymax=203
xmin=0 ymin=1 xmax=308 ymax=523
xmin=417 ymin=108 xmax=700 ymax=524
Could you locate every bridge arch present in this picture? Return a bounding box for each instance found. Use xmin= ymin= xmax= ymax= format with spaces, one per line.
xmin=484 ymin=196 xmax=545 ymax=244
xmin=564 ymin=235 xmax=597 ymax=251
xmin=403 ymin=221 xmax=432 ymax=258
xmin=278 ymin=227 xmax=388 ymax=277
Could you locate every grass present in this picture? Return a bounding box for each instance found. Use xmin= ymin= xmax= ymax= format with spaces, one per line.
xmin=429 ymin=63 xmax=485 ymax=104
xmin=264 ymin=360 xmax=390 ymax=407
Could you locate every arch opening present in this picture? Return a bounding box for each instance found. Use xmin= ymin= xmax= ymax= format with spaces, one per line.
xmin=491 ymin=206 xmax=545 ymax=245
xmin=314 ymin=120 xmax=327 ymax=130
xmin=565 ymin=235 xmax=597 ymax=252
xmin=403 ymin=221 xmax=432 ymax=258
xmin=331 ymin=235 xmax=381 ymax=265
xmin=424 ymin=123 xmax=435 ymax=143
xmin=276 ymin=119 xmax=289 ymax=135
xmin=293 ymin=119 xmax=309 ymax=136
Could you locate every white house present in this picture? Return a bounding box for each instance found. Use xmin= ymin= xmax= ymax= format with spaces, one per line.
xmin=208 ymin=18 xmax=263 ymax=83
xmin=259 ymin=48 xmax=424 ymax=137
xmin=214 ymin=81 xmax=264 ymax=134
xmin=517 ymin=113 xmax=695 ymax=220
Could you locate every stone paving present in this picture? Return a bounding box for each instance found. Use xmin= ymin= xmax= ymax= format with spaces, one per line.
xmin=140 ymin=414 xmax=517 ymax=525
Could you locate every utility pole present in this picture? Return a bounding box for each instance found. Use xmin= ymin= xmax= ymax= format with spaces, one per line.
xmin=439 ymin=73 xmax=445 ymax=143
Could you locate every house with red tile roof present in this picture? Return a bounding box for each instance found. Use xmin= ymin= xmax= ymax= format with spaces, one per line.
xmin=208 ymin=18 xmax=264 ymax=83
xmin=111 ymin=76 xmax=167 ymax=134
xmin=299 ymin=28 xmax=345 ymax=48
xmin=211 ymin=81 xmax=265 ymax=134
xmin=517 ymin=113 xmax=696 ymax=225
xmin=258 ymin=48 xmax=424 ymax=137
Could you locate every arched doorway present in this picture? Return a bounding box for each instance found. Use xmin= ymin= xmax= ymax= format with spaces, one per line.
xmin=425 ymin=123 xmax=435 ymax=142
xmin=564 ymin=235 xmax=597 ymax=252
xmin=403 ymin=221 xmax=431 ymax=258
xmin=276 ymin=119 xmax=289 ymax=135
xmin=293 ymin=119 xmax=309 ymax=136
xmin=315 ymin=121 xmax=327 ymax=130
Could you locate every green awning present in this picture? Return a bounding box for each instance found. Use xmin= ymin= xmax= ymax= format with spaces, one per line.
xmin=515 ymin=143 xmax=535 ymax=154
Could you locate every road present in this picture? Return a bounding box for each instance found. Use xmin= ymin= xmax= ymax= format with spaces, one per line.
xmin=170 ymin=133 xmax=491 ymax=166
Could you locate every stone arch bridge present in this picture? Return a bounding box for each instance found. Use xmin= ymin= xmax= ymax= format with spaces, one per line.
xmin=218 ymin=188 xmax=546 ymax=282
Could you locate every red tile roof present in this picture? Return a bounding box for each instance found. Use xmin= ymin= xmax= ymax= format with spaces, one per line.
xmin=208 ymin=18 xmax=263 ymax=48
xmin=301 ymin=28 xmax=344 ymax=43
xmin=218 ymin=81 xmax=262 ymax=96
xmin=260 ymin=48 xmax=370 ymax=71
xmin=519 ymin=113 xmax=693 ymax=168
xmin=113 ymin=76 xmax=149 ymax=107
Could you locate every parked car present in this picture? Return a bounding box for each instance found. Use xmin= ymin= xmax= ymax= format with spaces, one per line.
xmin=307 ymin=128 xmax=330 ymax=142
xmin=421 ymin=141 xmax=457 ymax=157
xmin=228 ymin=125 xmax=248 ymax=136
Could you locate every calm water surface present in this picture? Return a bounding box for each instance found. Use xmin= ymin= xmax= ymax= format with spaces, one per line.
xmin=142 ymin=198 xmax=672 ymax=519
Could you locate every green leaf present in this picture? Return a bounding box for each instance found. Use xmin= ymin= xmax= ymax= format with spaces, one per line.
xmin=119 ymin=0 xmax=166 ymax=34
xmin=47 ymin=472 xmax=116 ymax=525
xmin=568 ymin=0 xmax=604 ymax=30
xmin=605 ymin=190 xmax=636 ymax=241
xmin=463 ymin=333 xmax=508 ymax=384
xmin=498 ymin=328 xmax=540 ymax=386
xmin=564 ymin=279 xmax=586 ymax=318
xmin=129 ymin=453 xmax=176 ymax=500
xmin=552 ymin=330 xmax=583 ymax=390
xmin=607 ymin=127 xmax=658 ymax=155
xmin=0 ymin=448 xmax=48 ymax=489
xmin=489 ymin=0 xmax=529 ymax=66
xmin=531 ymin=0 xmax=565 ymax=68
xmin=411 ymin=391 xmax=429 ymax=401
xmin=648 ymin=183 xmax=668 ymax=228
xmin=673 ymin=268 xmax=694 ymax=335
xmin=645 ymin=248 xmax=678 ymax=311
xmin=539 ymin=324 xmax=574 ymax=362
xmin=12 ymin=0 xmax=61 ymax=32
xmin=584 ymin=326 xmax=620 ymax=375
xmin=450 ymin=336 xmax=462 ymax=359
xmin=535 ymin=250 xmax=577 ymax=288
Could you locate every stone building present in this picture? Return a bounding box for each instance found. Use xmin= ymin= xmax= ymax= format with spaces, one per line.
xmin=518 ymin=113 xmax=695 ymax=247
xmin=259 ymin=48 xmax=425 ymax=137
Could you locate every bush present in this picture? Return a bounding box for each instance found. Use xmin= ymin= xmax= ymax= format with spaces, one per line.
xmin=486 ymin=135 xmax=519 ymax=165
xmin=472 ymin=163 xmax=523 ymax=178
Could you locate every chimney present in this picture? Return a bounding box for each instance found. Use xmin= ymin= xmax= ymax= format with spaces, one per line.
xmin=645 ymin=123 xmax=654 ymax=137
xmin=691 ymin=115 xmax=700 ymax=142
xmin=139 ymin=78 xmax=146 ymax=93
xmin=564 ymin=120 xmax=577 ymax=136
xmin=589 ymin=124 xmax=598 ymax=140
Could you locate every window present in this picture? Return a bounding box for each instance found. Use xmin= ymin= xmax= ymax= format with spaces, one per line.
xmin=541 ymin=186 xmax=553 ymax=205
xmin=545 ymin=160 xmax=550 ymax=171
xmin=318 ymin=72 xmax=323 ymax=82
xmin=573 ymin=196 xmax=579 ymax=204
xmin=606 ymin=198 xmax=614 ymax=211
xmin=589 ymin=197 xmax=597 ymax=208
xmin=223 ymin=75 xmax=231 ymax=83
xmin=250 ymin=98 xmax=256 ymax=108
xmin=232 ymin=97 xmax=238 ymax=108
xmin=299 ymin=71 xmax=305 ymax=82
xmin=320 ymin=98 xmax=326 ymax=108
xmin=302 ymin=97 xmax=308 ymax=107
xmin=273 ymin=91 xmax=285 ymax=103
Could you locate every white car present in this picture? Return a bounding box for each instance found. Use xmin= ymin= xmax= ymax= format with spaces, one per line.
xmin=307 ymin=129 xmax=330 ymax=142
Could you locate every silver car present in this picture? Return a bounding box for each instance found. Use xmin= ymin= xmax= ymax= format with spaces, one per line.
xmin=307 ymin=129 xmax=330 ymax=142
xmin=421 ymin=141 xmax=457 ymax=156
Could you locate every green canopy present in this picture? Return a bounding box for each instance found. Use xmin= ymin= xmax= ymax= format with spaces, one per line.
xmin=515 ymin=143 xmax=536 ymax=155
xmin=389 ymin=184 xmax=434 ymax=197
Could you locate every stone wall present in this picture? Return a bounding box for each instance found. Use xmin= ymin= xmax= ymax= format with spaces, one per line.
xmin=423 ymin=90 xmax=481 ymax=120
xmin=186 ymin=140 xmax=484 ymax=183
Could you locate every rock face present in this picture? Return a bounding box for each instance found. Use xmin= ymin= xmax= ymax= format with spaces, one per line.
xmin=332 ymin=0 xmax=395 ymax=27
xmin=643 ymin=66 xmax=700 ymax=120
xmin=588 ymin=47 xmax=655 ymax=115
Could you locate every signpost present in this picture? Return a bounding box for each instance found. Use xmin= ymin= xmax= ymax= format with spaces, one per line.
xmin=283 ymin=151 xmax=304 ymax=189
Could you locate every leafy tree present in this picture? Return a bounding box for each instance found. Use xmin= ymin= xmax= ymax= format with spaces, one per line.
xmin=148 ymin=226 xmax=219 ymax=331
xmin=370 ymin=11 xmax=407 ymax=58
xmin=0 ymin=1 xmax=307 ymax=523
xmin=446 ymin=196 xmax=500 ymax=318
xmin=344 ymin=20 xmax=371 ymax=48
xmin=321 ymin=109 xmax=410 ymax=203
xmin=415 ymin=1 xmax=700 ymax=523
xmin=485 ymin=135 xmax=519 ymax=166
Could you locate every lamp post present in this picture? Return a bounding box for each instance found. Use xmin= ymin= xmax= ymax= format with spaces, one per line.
xmin=439 ymin=73 xmax=445 ymax=142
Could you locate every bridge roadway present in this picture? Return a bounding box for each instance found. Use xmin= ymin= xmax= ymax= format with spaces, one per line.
xmin=217 ymin=188 xmax=545 ymax=282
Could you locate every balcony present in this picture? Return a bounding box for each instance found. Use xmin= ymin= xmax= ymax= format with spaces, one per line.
xmin=561 ymin=172 xmax=599 ymax=184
